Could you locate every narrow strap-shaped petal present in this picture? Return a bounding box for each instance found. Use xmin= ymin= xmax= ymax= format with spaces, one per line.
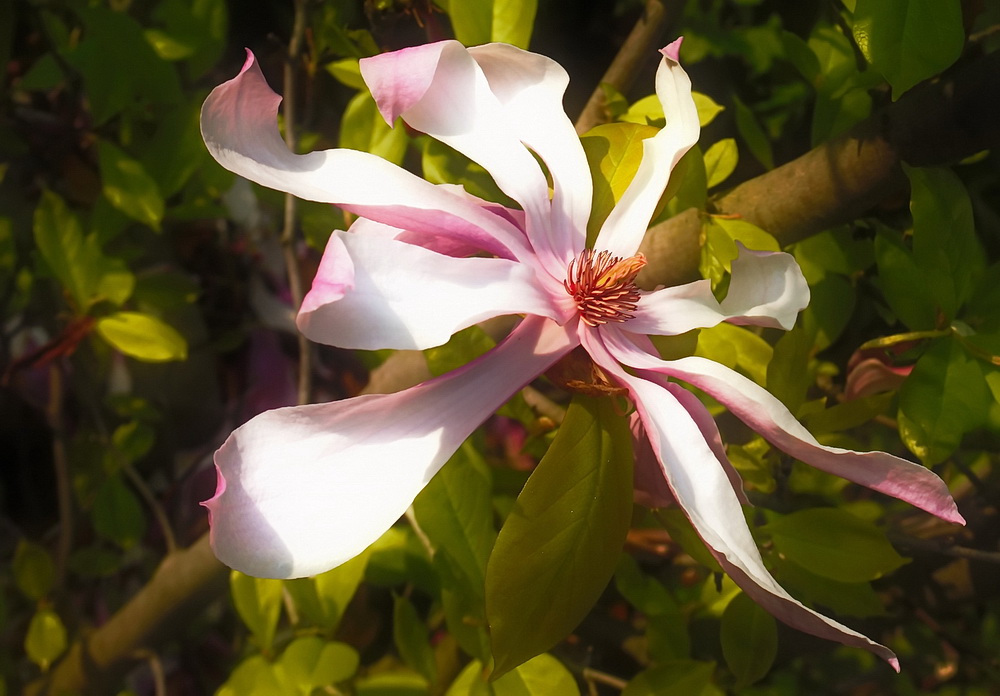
xmin=582 ymin=330 xmax=899 ymax=667
xmin=630 ymin=246 xmax=809 ymax=335
xmin=468 ymin=43 xmax=592 ymax=264
xmin=297 ymin=223 xmax=564 ymax=350
xmin=205 ymin=315 xmax=578 ymax=579
xmin=600 ymin=328 xmax=965 ymax=525
xmin=201 ymin=49 xmax=531 ymax=261
xmin=595 ymin=39 xmax=700 ymax=257
xmin=361 ymin=41 xmax=562 ymax=276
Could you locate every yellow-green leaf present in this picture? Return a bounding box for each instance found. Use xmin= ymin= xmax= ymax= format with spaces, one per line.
xmin=25 ymin=609 xmax=67 ymax=671
xmin=96 ymin=311 xmax=187 ymax=362
xmin=704 ymin=138 xmax=738 ymax=189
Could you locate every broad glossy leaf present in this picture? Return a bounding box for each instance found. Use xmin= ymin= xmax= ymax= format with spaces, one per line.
xmin=25 ymin=609 xmax=67 ymax=671
xmin=340 ymin=91 xmax=409 ymax=166
xmin=853 ymin=0 xmax=963 ymax=98
xmin=33 ymin=191 xmax=98 ymax=310
xmin=92 ymin=475 xmax=145 ymax=549
xmin=695 ymin=322 xmax=773 ymax=387
xmin=804 ymin=392 xmax=893 ymax=435
xmin=97 ymin=141 xmax=165 ymax=230
xmin=285 ymin=548 xmax=371 ymax=632
xmin=96 ymin=311 xmax=188 ymax=362
xmin=149 ymin=0 xmax=227 ymax=78
xmin=732 ymin=96 xmax=773 ymax=170
xmin=898 ymin=337 xmax=990 ymax=464
xmin=658 ymin=145 xmax=707 ymax=222
xmin=486 ymin=396 xmax=633 ymax=677
xmin=356 ymin=669 xmax=429 ymax=696
xmin=908 ymin=165 xmax=983 ymax=321
xmin=492 ymin=0 xmax=536 ymax=48
xmin=799 ymin=274 xmax=856 ymax=350
xmin=13 ymin=540 xmax=55 ymax=600
xmin=772 ymin=556 xmax=886 ymax=618
xmin=693 ymin=92 xmax=725 ymax=127
xmin=140 ymin=102 xmax=206 ymax=197
xmin=874 ymin=229 xmax=937 ymax=330
xmin=721 ymin=593 xmax=777 ymax=688
xmin=766 ymin=325 xmax=812 ymax=416
xmin=763 ymin=508 xmax=906 ymax=583
xmin=447 ymin=0 xmax=490 ymax=45
xmin=216 ymin=655 xmax=285 ymax=696
xmin=581 ymin=122 xmax=659 ymax=242
xmin=393 ymin=594 xmax=437 ymax=685
xmin=230 ymin=571 xmax=283 ymax=652
xmin=278 ymin=637 xmax=360 ymax=692
xmin=446 ymin=654 xmax=579 ymax=695
xmin=622 ymin=661 xmax=719 ymax=696
xmin=704 ymin=138 xmax=738 ymax=189
xmin=325 ymin=57 xmax=365 ymax=89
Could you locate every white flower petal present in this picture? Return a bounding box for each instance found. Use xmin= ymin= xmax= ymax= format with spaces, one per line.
xmin=630 ymin=246 xmax=809 ymax=335
xmin=361 ymin=41 xmax=562 ymax=275
xmin=582 ymin=330 xmax=898 ymax=666
xmin=600 ymin=328 xmax=965 ymax=525
xmin=298 ymin=223 xmax=563 ymax=350
xmin=205 ymin=316 xmax=578 ymax=578
xmin=596 ymin=39 xmax=700 ymax=257
xmin=200 ymin=49 xmax=531 ymax=261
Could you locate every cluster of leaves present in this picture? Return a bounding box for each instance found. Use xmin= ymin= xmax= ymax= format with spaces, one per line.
xmin=1 ymin=0 xmax=999 ymax=694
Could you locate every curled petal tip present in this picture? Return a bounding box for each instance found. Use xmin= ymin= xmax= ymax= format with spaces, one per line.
xmin=240 ymin=48 xmax=255 ymax=73
xmin=661 ymin=37 xmax=684 ymax=62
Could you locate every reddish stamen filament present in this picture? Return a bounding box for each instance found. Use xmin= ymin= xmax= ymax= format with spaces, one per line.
xmin=564 ymin=249 xmax=647 ymax=327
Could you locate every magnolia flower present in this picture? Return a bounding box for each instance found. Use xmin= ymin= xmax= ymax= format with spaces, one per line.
xmin=200 ymin=39 xmax=963 ymax=668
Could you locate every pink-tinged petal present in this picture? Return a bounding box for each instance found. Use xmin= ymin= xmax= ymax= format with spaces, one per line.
xmin=468 ymin=43 xmax=592 ymax=263
xmin=361 ymin=41 xmax=561 ymax=275
xmin=601 ymin=328 xmax=965 ymax=525
xmin=583 ymin=331 xmax=899 ymax=666
xmin=844 ymin=359 xmax=912 ymax=400
xmin=630 ymin=246 xmax=807 ymax=335
xmin=201 ymin=50 xmax=531 ymax=261
xmin=722 ymin=245 xmax=810 ymax=330
xmin=596 ymin=41 xmax=700 ymax=257
xmin=630 ymin=412 xmax=675 ymax=508
xmin=205 ymin=315 xmax=578 ymax=578
xmin=297 ymin=224 xmax=563 ymax=350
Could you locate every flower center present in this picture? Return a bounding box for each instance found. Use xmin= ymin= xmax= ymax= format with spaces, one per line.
xmin=564 ymin=249 xmax=647 ymax=327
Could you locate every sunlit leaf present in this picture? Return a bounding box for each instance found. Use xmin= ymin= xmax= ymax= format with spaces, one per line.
xmin=96 ymin=311 xmax=188 ymax=362
xmin=25 ymin=609 xmax=67 ymax=671
xmin=278 ymin=637 xmax=360 ymax=692
xmin=230 ymin=571 xmax=283 ymax=653
xmin=493 ymin=0 xmax=536 ymax=48
xmin=97 ymin=140 xmax=165 ymax=231
xmin=340 ymin=91 xmax=409 ymax=166
xmin=486 ymin=396 xmax=633 ymax=677
xmin=703 ymin=138 xmax=738 ymax=189
xmin=446 ymin=654 xmax=579 ymax=695
xmin=285 ymin=548 xmax=370 ymax=633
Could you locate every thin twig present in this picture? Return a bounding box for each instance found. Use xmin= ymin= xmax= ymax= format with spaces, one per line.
xmin=122 ymin=462 xmax=177 ymax=554
xmin=582 ymin=667 xmax=629 ymax=692
xmin=131 ymin=650 xmax=166 ymax=696
xmin=47 ymin=365 xmax=73 ymax=589
xmin=281 ymin=0 xmax=312 ymax=406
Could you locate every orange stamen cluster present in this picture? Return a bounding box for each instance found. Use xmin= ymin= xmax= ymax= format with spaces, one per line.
xmin=564 ymin=249 xmax=647 ymax=327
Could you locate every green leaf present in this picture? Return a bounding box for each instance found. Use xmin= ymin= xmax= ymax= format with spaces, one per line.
xmin=622 ymin=661 xmax=719 ymax=696
xmin=33 ymin=191 xmax=97 ymax=310
xmin=766 ymin=325 xmax=812 ymax=416
xmin=13 ymin=540 xmax=55 ymax=600
xmin=581 ymin=122 xmax=659 ymax=243
xmin=340 ymin=91 xmax=409 ymax=166
xmin=799 ymin=274 xmax=856 ymax=350
xmin=772 ymin=556 xmax=886 ymax=618
xmin=140 ymin=103 xmax=206 ymax=198
xmin=216 ymin=655 xmax=286 ymax=696
xmin=492 ymin=0 xmax=537 ymax=48
xmin=763 ymin=508 xmax=907 ymax=583
xmin=615 ymin=556 xmax=690 ymax=660
xmin=804 ymin=392 xmax=893 ymax=435
xmin=721 ymin=593 xmax=777 ymax=688
xmin=278 ymin=637 xmax=360 ymax=692
xmin=655 ymin=508 xmax=723 ymax=573
xmin=447 ymin=0 xmax=491 ymax=45
xmin=693 ymin=92 xmax=725 ymax=127
xmin=230 ymin=571 xmax=284 ymax=652
xmin=68 ymin=6 xmax=182 ymax=124
xmin=447 ymin=654 xmax=579 ymax=695
xmin=694 ymin=323 xmax=773 ymax=387
xmin=393 ymin=595 xmax=437 ymax=685
xmin=325 ymin=58 xmax=365 ymax=90
xmin=96 ymin=311 xmax=188 ymax=362
xmin=422 ymin=139 xmax=513 ymax=208
xmin=285 ymin=548 xmax=370 ymax=633
xmin=898 ymin=337 xmax=990 ymax=464
xmin=92 ymin=475 xmax=146 ymax=549
xmin=703 ymin=138 xmax=738 ymax=189
xmin=732 ymin=96 xmax=773 ymax=170
xmin=97 ymin=141 xmax=165 ymax=230
xmin=25 ymin=609 xmax=67 ymax=671
xmin=874 ymin=228 xmax=938 ymax=330
xmin=486 ymin=396 xmax=633 ymax=678
xmin=907 ymin=165 xmax=983 ymax=321
xmin=853 ymin=0 xmax=964 ymax=99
